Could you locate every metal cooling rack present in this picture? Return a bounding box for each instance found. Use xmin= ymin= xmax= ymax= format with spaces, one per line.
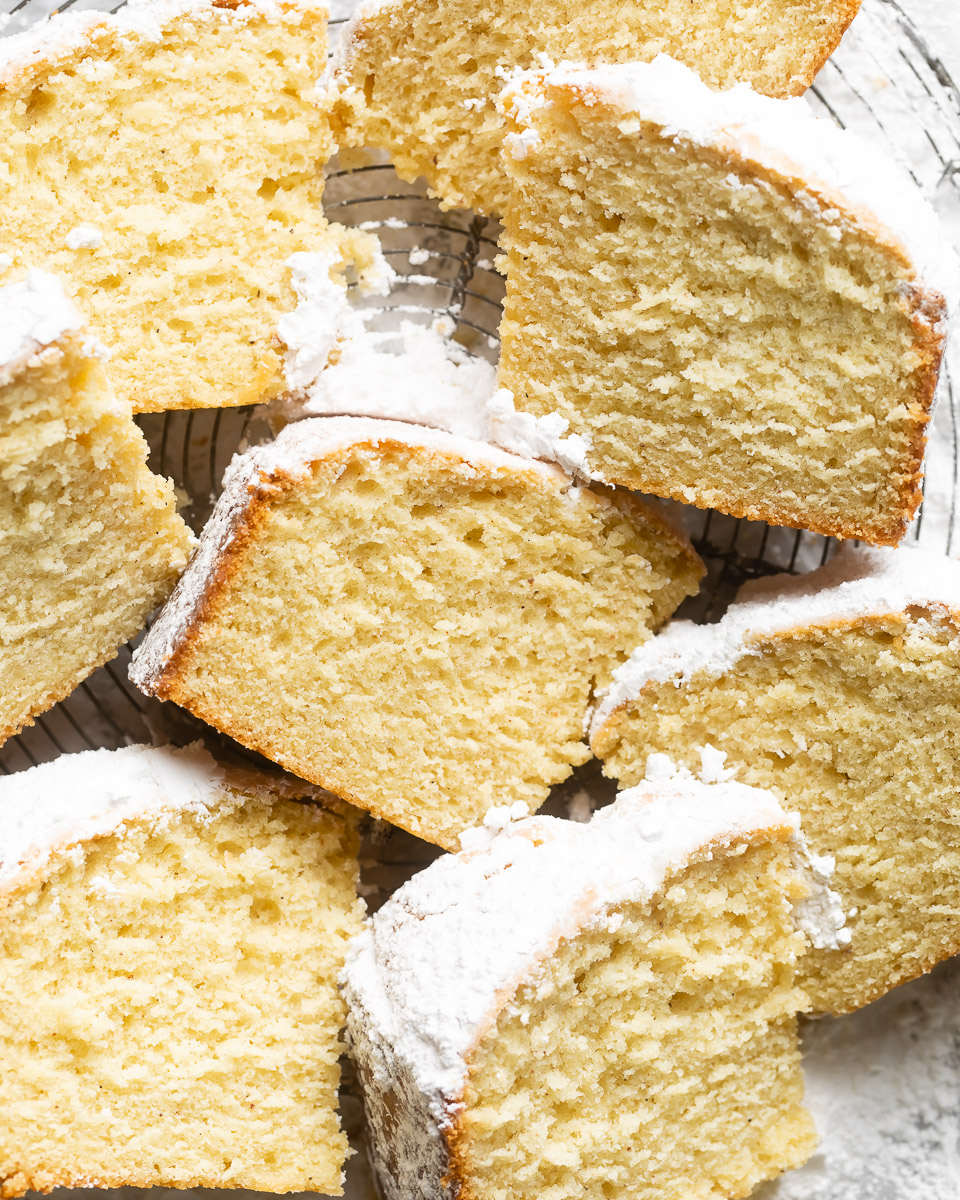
xmin=0 ymin=4 xmax=959 ymax=1196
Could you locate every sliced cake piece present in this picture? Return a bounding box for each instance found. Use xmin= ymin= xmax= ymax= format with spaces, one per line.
xmin=130 ymin=416 xmax=704 ymax=849
xmin=0 ymin=270 xmax=192 ymax=747
xmin=344 ymin=778 xmax=824 ymax=1200
xmin=0 ymin=0 xmax=381 ymax=412
xmin=330 ymin=0 xmax=860 ymax=214
xmin=497 ymin=56 xmax=957 ymax=544
xmin=0 ymin=742 xmax=364 ymax=1197
xmin=591 ymin=545 xmax=960 ymax=1015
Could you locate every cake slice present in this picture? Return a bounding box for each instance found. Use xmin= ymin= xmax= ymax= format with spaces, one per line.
xmin=0 ymin=270 xmax=192 ymax=747
xmin=330 ymin=0 xmax=860 ymax=214
xmin=591 ymin=545 xmax=960 ymax=1015
xmin=130 ymin=416 xmax=703 ymax=849
xmin=0 ymin=742 xmax=364 ymax=1196
xmin=497 ymin=56 xmax=957 ymax=544
xmin=343 ymin=777 xmax=825 ymax=1200
xmin=0 ymin=0 xmax=382 ymax=412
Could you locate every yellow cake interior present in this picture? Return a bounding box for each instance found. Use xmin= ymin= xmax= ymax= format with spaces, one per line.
xmin=0 ymin=331 xmax=190 ymax=746
xmin=154 ymin=441 xmax=702 ymax=849
xmin=456 ymin=841 xmax=815 ymax=1199
xmin=593 ymin=615 xmax=960 ymax=1013
xmin=0 ymin=1 xmax=354 ymax=412
xmin=333 ymin=0 xmax=857 ymax=214
xmin=0 ymin=791 xmax=363 ymax=1196
xmin=497 ymin=91 xmax=933 ymax=543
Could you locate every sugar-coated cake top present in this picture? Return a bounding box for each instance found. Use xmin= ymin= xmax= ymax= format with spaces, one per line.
xmin=0 ymin=0 xmax=326 ymax=88
xmin=0 ymin=270 xmax=82 ymax=387
xmin=278 ymin=252 xmax=594 ymax=477
xmin=0 ymin=743 xmax=236 ymax=891
xmin=502 ymin=55 xmax=960 ymax=310
xmin=591 ymin=544 xmax=960 ymax=735
xmin=343 ymin=777 xmax=804 ymax=1116
xmin=129 ymin=415 xmax=573 ymax=693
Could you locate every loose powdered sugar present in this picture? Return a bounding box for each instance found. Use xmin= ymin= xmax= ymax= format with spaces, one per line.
xmin=276 ymin=287 xmax=597 ymax=479
xmin=501 ymin=54 xmax=960 ymax=311
xmin=761 ymin=956 xmax=960 ymax=1200
xmin=64 ymin=225 xmax=103 ymax=250
xmin=591 ymin=543 xmax=960 ymax=735
xmin=0 ymin=743 xmax=229 ymax=893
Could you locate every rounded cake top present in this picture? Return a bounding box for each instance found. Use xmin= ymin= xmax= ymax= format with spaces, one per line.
xmin=591 ymin=544 xmax=960 ymax=734
xmin=0 ymin=743 xmax=237 ymax=892
xmin=342 ymin=776 xmax=802 ymax=1113
xmin=501 ymin=54 xmax=960 ymax=311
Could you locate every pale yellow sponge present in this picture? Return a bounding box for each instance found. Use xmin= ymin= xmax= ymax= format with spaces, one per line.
xmin=0 ymin=0 xmax=378 ymax=412
xmin=591 ymin=545 xmax=960 ymax=1016
xmin=331 ymin=0 xmax=859 ymax=214
xmin=0 ymin=270 xmax=192 ymax=748
xmin=130 ymin=416 xmax=703 ymax=849
xmin=0 ymin=742 xmax=364 ymax=1197
xmin=497 ymin=58 xmax=957 ymax=544
xmin=343 ymin=777 xmax=821 ymax=1200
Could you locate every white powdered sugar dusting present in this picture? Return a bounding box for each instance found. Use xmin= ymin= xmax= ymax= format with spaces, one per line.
xmin=130 ymin=416 xmax=569 ymax=693
xmin=277 ymin=246 xmax=396 ymax=395
xmin=591 ymin=544 xmax=960 ymax=734
xmin=501 ymin=54 xmax=960 ymax=311
xmin=277 ymin=299 xmax=597 ymax=479
xmin=0 ymin=269 xmax=82 ymax=386
xmin=343 ymin=777 xmax=830 ymax=1200
xmin=0 ymin=743 xmax=229 ymax=892
xmin=64 ymin=224 xmax=103 ymax=250
xmin=640 ymin=750 xmax=848 ymax=951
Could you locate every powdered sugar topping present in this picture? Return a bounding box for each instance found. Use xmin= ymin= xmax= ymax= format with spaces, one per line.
xmin=502 ymin=55 xmax=960 ymax=310
xmin=343 ymin=777 xmax=799 ymax=1116
xmin=0 ymin=744 xmax=229 ymax=891
xmin=0 ymin=269 xmax=82 ymax=386
xmin=591 ymin=544 xmax=960 ymax=734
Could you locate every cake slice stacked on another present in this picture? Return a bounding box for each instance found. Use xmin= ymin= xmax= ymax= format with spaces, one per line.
xmin=497 ymin=57 xmax=957 ymax=543
xmin=331 ymin=0 xmax=860 ymax=214
xmin=0 ymin=270 xmax=192 ymax=747
xmin=344 ymin=777 xmax=833 ymax=1200
xmin=0 ymin=743 xmax=364 ymax=1197
xmin=591 ymin=545 xmax=960 ymax=1014
xmin=0 ymin=0 xmax=382 ymax=412
xmin=131 ymin=415 xmax=703 ymax=848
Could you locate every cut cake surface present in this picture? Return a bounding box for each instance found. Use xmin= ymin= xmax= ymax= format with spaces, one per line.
xmin=497 ymin=56 xmax=957 ymax=544
xmin=0 ymin=0 xmax=381 ymax=412
xmin=331 ymin=0 xmax=860 ymax=214
xmin=0 ymin=269 xmax=192 ymax=747
xmin=0 ymin=742 xmax=364 ymax=1196
xmin=343 ymin=778 xmax=823 ymax=1200
xmin=591 ymin=544 xmax=960 ymax=1014
xmin=130 ymin=414 xmax=703 ymax=849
